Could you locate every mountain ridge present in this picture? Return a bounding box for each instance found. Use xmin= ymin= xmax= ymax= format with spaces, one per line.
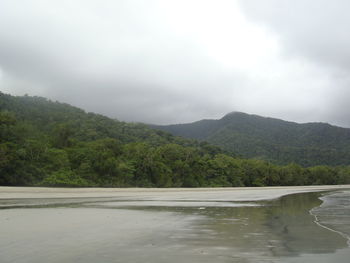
xmin=151 ymin=111 xmax=350 ymax=166
xmin=2 ymin=92 xmax=350 ymax=187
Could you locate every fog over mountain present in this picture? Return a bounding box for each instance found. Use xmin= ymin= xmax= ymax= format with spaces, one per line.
xmin=0 ymin=0 xmax=349 ymax=126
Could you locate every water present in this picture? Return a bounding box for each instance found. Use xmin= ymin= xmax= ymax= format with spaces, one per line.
xmin=311 ymin=190 xmax=350 ymax=245
xmin=1 ymin=190 xmax=350 ymax=262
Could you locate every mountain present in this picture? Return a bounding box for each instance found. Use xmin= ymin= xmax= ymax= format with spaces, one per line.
xmin=1 ymin=93 xmax=350 ymax=187
xmin=152 ymin=112 xmax=350 ymax=166
xmin=0 ymin=92 xmax=226 ymax=187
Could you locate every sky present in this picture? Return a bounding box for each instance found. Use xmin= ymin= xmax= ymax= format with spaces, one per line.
xmin=0 ymin=0 xmax=349 ymax=126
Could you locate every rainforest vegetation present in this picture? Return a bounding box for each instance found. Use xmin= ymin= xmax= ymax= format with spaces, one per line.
xmin=154 ymin=112 xmax=350 ymax=166
xmin=1 ymin=92 xmax=350 ymax=187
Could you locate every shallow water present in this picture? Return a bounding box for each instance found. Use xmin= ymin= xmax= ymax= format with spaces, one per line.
xmin=1 ymin=190 xmax=350 ymax=262
xmin=312 ymin=190 xmax=350 ymax=245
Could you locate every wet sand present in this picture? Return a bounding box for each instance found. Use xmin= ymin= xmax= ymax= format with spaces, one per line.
xmin=0 ymin=185 xmax=349 ymax=200
xmin=1 ymin=185 xmax=350 ymax=263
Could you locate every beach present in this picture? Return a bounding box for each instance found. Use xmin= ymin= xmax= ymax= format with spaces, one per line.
xmin=1 ymin=185 xmax=349 ymax=200
xmin=1 ymin=185 xmax=350 ymax=263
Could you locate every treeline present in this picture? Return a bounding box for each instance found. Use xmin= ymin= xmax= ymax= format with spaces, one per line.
xmin=1 ymin=93 xmax=350 ymax=187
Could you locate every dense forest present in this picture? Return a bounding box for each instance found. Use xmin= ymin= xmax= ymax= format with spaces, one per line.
xmin=153 ymin=112 xmax=350 ymax=166
xmin=1 ymin=92 xmax=350 ymax=187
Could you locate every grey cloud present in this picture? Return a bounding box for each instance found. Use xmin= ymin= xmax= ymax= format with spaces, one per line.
xmin=240 ymin=0 xmax=350 ymax=68
xmin=0 ymin=0 xmax=244 ymax=124
xmin=239 ymin=0 xmax=350 ymax=126
xmin=1 ymin=0 xmax=350 ymax=126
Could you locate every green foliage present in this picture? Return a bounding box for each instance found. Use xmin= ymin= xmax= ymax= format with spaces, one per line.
xmin=154 ymin=111 xmax=350 ymax=167
xmin=0 ymin=92 xmax=349 ymax=187
xmin=40 ymin=170 xmax=89 ymax=187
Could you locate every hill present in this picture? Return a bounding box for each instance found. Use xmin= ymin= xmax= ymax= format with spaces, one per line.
xmin=152 ymin=112 xmax=350 ymax=166
xmin=1 ymin=92 xmax=350 ymax=187
xmin=0 ymin=92 xmax=225 ymax=187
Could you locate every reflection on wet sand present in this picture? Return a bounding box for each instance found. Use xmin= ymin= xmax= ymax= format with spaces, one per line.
xmin=120 ymin=192 xmax=348 ymax=261
xmin=188 ymin=193 xmax=347 ymax=260
xmin=0 ymin=191 xmax=349 ymax=263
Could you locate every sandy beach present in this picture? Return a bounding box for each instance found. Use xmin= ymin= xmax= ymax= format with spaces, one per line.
xmin=1 ymin=185 xmax=350 ymax=263
xmin=0 ymin=185 xmax=349 ymax=201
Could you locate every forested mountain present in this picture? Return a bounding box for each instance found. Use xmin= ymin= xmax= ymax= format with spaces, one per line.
xmin=152 ymin=112 xmax=350 ymax=166
xmin=1 ymin=92 xmax=350 ymax=187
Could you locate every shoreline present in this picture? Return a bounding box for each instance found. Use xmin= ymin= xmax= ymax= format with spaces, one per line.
xmin=1 ymin=185 xmax=350 ymax=262
xmin=310 ymin=191 xmax=350 ymax=248
xmin=310 ymin=206 xmax=350 ymax=247
xmin=1 ymin=185 xmax=349 ymax=201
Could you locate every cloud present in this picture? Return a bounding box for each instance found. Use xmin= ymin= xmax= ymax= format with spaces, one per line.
xmin=239 ymin=0 xmax=350 ymax=126
xmin=0 ymin=0 xmax=349 ymax=126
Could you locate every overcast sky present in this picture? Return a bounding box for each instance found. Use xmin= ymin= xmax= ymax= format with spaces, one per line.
xmin=0 ymin=0 xmax=349 ymax=126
